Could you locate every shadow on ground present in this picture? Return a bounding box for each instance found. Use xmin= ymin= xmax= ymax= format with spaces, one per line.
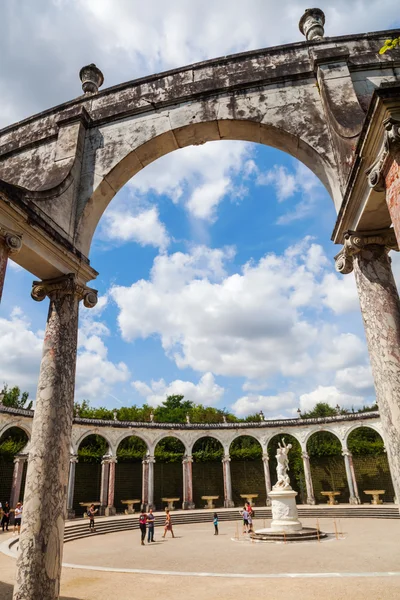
xmin=0 ymin=581 xmax=81 ymax=600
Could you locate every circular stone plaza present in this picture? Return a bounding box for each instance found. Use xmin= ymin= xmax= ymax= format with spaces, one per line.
xmin=1 ymin=5 xmax=400 ymax=600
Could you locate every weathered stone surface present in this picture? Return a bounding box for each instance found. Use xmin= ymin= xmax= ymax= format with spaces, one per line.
xmin=222 ymin=455 xmax=234 ymax=508
xmin=0 ymin=226 xmax=22 ymax=302
xmin=12 ymin=274 xmax=97 ymax=600
xmin=301 ymin=452 xmax=315 ymax=505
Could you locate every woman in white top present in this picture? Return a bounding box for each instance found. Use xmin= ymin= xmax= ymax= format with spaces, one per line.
xmin=13 ymin=502 xmax=23 ymax=535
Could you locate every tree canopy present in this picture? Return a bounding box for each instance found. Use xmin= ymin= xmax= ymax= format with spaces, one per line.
xmin=0 ymin=385 xmax=32 ymax=410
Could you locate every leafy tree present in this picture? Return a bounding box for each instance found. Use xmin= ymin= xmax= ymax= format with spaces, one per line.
xmin=0 ymin=385 xmax=32 ymax=410
xmin=301 ymin=402 xmax=341 ymax=419
xmin=154 ymin=395 xmax=194 ymax=423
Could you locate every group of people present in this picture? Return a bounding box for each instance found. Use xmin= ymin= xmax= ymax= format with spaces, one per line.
xmin=0 ymin=501 xmax=23 ymax=535
xmin=139 ymin=507 xmax=158 ymax=544
xmin=240 ymin=502 xmax=254 ymax=534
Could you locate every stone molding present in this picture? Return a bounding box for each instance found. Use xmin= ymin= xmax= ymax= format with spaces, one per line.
xmin=182 ymin=455 xmax=193 ymax=464
xmin=0 ymin=225 xmax=22 ymax=254
xmin=367 ymin=116 xmax=400 ymax=191
xmin=301 ymin=452 xmax=310 ymax=460
xmin=13 ymin=453 xmax=28 ymax=464
xmin=69 ymin=454 xmax=79 ymax=463
xmin=222 ymin=455 xmax=231 ymax=463
xmin=335 ymin=229 xmax=398 ymax=274
xmin=101 ymin=455 xmax=117 ymax=465
xmin=31 ymin=273 xmax=98 ymax=307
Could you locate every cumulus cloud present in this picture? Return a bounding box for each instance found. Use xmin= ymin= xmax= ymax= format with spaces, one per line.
xmin=232 ymin=392 xmax=296 ymax=417
xmin=132 ymin=372 xmax=224 ymax=406
xmin=101 ymin=205 xmax=170 ymax=251
xmin=110 ymin=238 xmax=368 ymax=387
xmin=299 ymin=386 xmax=365 ymax=413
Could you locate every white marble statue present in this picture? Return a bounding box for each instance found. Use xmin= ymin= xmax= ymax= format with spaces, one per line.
xmin=274 ymin=438 xmax=292 ymax=490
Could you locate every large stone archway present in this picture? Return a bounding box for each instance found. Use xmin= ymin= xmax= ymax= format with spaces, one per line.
xmin=1 ymin=8 xmax=400 ymax=600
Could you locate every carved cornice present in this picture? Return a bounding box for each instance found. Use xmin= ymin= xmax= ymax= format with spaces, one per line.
xmin=0 ymin=226 xmax=22 ymax=254
xmin=335 ymin=229 xmax=398 ymax=274
xmin=31 ymin=273 xmax=98 ymax=307
xmin=367 ymin=116 xmax=400 ymax=191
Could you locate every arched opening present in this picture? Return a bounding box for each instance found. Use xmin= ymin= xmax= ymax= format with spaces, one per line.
xmin=73 ymin=434 xmax=110 ymax=514
xmin=153 ymin=436 xmax=185 ymax=510
xmin=348 ymin=427 xmax=395 ymax=503
xmin=229 ymin=436 xmax=264 ymax=506
xmin=306 ymin=431 xmax=348 ymax=504
xmin=115 ymin=435 xmax=148 ymax=513
xmin=192 ymin=436 xmax=224 ymax=508
xmin=268 ymin=434 xmax=304 ymax=503
xmin=0 ymin=427 xmax=29 ymax=505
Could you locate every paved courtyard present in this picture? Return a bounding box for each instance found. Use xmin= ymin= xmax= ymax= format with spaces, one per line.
xmin=0 ymin=518 xmax=400 ymax=599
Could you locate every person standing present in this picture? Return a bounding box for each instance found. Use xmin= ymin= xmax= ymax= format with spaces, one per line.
xmin=241 ymin=506 xmax=249 ymax=534
xmin=88 ymin=503 xmax=97 ymax=532
xmin=1 ymin=502 xmax=10 ymax=532
xmin=162 ymin=509 xmax=175 ymax=538
xmin=13 ymin=502 xmax=22 ymax=535
xmin=213 ymin=512 xmax=219 ymax=535
xmin=147 ymin=507 xmax=155 ymax=543
xmin=139 ymin=509 xmax=147 ymax=545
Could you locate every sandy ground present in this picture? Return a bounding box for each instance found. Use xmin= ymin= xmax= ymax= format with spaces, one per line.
xmin=0 ymin=518 xmax=399 ymax=599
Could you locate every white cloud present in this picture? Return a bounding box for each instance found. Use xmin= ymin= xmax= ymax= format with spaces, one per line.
xmin=257 ymin=165 xmax=297 ymax=202
xmin=111 ymin=238 xmax=365 ymax=384
xmin=132 ymin=372 xmax=224 ymax=406
xmin=320 ymin=272 xmax=359 ymax=315
xmin=335 ymin=365 xmax=374 ymax=394
xmin=299 ymin=385 xmax=365 ymax=413
xmin=101 ymin=205 xmax=170 ymax=250
xmin=232 ymin=392 xmax=296 ymax=417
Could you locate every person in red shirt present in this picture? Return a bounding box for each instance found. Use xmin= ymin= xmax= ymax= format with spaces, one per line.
xmin=139 ymin=509 xmax=147 ymax=545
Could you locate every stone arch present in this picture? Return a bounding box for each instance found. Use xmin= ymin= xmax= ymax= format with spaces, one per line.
xmin=76 ymin=115 xmax=339 ymax=256
xmin=0 ymin=425 xmax=30 ymax=506
xmin=267 ymin=433 xmax=304 ymax=502
xmin=346 ymin=425 xmax=395 ymax=504
xmin=302 ymin=426 xmax=342 ymax=448
xmin=306 ymin=429 xmax=347 ymax=504
xmin=189 ymin=431 xmax=228 ymax=454
xmin=150 ymin=432 xmax=190 ymax=456
xmin=265 ymin=430 xmax=303 ymax=451
xmin=0 ymin=422 xmax=31 ymax=443
xmin=72 ymin=429 xmax=113 ymax=455
xmin=192 ymin=435 xmax=225 ymax=508
xmin=343 ymin=423 xmax=383 ymax=447
xmin=152 ymin=435 xmax=186 ymax=510
xmin=229 ymin=434 xmax=264 ymax=506
xmin=114 ymin=434 xmax=149 ymax=514
xmin=114 ymin=431 xmax=151 ymax=456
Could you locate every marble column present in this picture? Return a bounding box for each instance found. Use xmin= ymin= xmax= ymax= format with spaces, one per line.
xmin=147 ymin=455 xmax=155 ymax=510
xmin=99 ymin=457 xmax=111 ymax=514
xmin=10 ymin=454 xmax=27 ymax=509
xmin=342 ymin=449 xmax=360 ymax=504
xmin=66 ymin=454 xmax=78 ymax=519
xmin=141 ymin=457 xmax=149 ymax=509
xmin=222 ymin=454 xmax=234 ymax=508
xmin=302 ymin=451 xmax=316 ymax=505
xmin=335 ymin=230 xmax=400 ymax=506
xmin=262 ymin=454 xmax=272 ymax=506
xmin=12 ymin=273 xmax=97 ymax=600
xmin=106 ymin=458 xmax=117 ymax=516
xmin=0 ymin=227 xmax=22 ymax=303
xmin=182 ymin=455 xmax=195 ymax=509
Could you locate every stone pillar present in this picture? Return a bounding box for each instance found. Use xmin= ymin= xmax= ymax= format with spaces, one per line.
xmin=13 ymin=273 xmax=97 ymax=600
xmin=99 ymin=457 xmax=111 ymax=515
xmin=0 ymin=227 xmax=22 ymax=302
xmin=66 ymin=455 xmax=78 ymax=519
xmin=342 ymin=449 xmax=360 ymax=504
xmin=147 ymin=455 xmax=155 ymax=510
xmin=222 ymin=454 xmax=234 ymax=508
xmin=302 ymin=451 xmax=316 ymax=505
xmin=141 ymin=457 xmax=149 ymax=509
xmin=182 ymin=455 xmax=195 ymax=509
xmin=105 ymin=458 xmax=117 ymax=516
xmin=335 ymin=230 xmax=400 ymax=506
xmin=10 ymin=454 xmax=27 ymax=510
xmin=262 ymin=454 xmax=272 ymax=506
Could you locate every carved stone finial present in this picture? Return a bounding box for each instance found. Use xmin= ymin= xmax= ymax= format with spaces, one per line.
xmin=299 ymin=8 xmax=325 ymax=41
xmin=335 ymin=229 xmax=398 ymax=274
xmin=79 ymin=64 xmax=104 ymax=94
xmin=31 ymin=273 xmax=98 ymax=307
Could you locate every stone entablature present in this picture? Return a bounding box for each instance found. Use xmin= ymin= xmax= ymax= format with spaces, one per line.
xmin=0 ymin=405 xmax=383 ymax=456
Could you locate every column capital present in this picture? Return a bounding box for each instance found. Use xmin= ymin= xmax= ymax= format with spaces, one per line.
xmin=222 ymin=454 xmax=231 ymax=463
xmin=69 ymin=454 xmax=79 ymax=463
xmin=342 ymin=448 xmax=352 ymax=457
xmin=31 ymin=273 xmax=98 ymax=308
xmin=367 ymin=116 xmax=400 ymax=191
xmin=14 ymin=453 xmax=28 ymax=464
xmin=143 ymin=455 xmax=156 ymax=464
xmin=182 ymin=455 xmax=193 ymax=464
xmin=301 ymin=451 xmax=310 ymax=460
xmin=0 ymin=226 xmax=22 ymax=254
xmin=262 ymin=453 xmax=270 ymax=462
xmin=101 ymin=455 xmax=117 ymax=465
xmin=335 ymin=229 xmax=398 ymax=274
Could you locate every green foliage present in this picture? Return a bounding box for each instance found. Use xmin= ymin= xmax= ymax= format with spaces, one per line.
xmin=379 ymin=38 xmax=400 ymax=54
xmin=78 ymin=435 xmax=108 ymax=463
xmin=153 ymin=395 xmax=194 ymax=423
xmin=193 ymin=437 xmax=224 ymax=462
xmin=1 ymin=385 xmax=32 ymax=410
xmin=301 ymin=402 xmax=340 ymax=419
xmin=348 ymin=427 xmax=384 ymax=456
xmin=0 ymin=427 xmax=29 ymax=459
xmin=230 ymin=435 xmax=262 ymax=460
xmin=307 ymin=431 xmax=342 ymax=457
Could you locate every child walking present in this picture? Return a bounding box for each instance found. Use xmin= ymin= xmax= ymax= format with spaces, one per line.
xmin=213 ymin=512 xmax=219 ymax=535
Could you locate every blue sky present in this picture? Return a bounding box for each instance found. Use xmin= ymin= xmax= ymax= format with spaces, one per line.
xmin=1 ymin=0 xmax=399 ymax=417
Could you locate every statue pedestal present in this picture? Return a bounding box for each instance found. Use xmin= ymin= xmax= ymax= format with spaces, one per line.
xmin=269 ymin=488 xmax=302 ymax=533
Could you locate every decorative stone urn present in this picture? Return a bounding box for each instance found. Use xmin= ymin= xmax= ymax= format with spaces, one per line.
xmin=299 ymin=8 xmax=325 ymax=41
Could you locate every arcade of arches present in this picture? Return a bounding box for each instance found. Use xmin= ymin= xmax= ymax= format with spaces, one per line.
xmin=1 ymin=7 xmax=400 ymax=599
xmin=0 ymin=414 xmax=395 ymax=516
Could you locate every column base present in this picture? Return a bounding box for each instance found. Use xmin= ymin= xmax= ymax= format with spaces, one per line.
xmin=306 ymin=497 xmax=316 ymax=505
xmin=67 ymin=509 xmax=75 ymax=520
xmin=146 ymin=503 xmax=155 ymax=512
xmin=224 ymin=499 xmax=235 ymax=508
xmin=349 ymin=496 xmax=361 ymax=505
xmin=182 ymin=502 xmax=195 ymax=510
xmin=105 ymin=506 xmax=116 ymax=516
xmin=98 ymin=505 xmax=107 ymax=516
xmin=266 ymin=497 xmax=272 ymax=507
